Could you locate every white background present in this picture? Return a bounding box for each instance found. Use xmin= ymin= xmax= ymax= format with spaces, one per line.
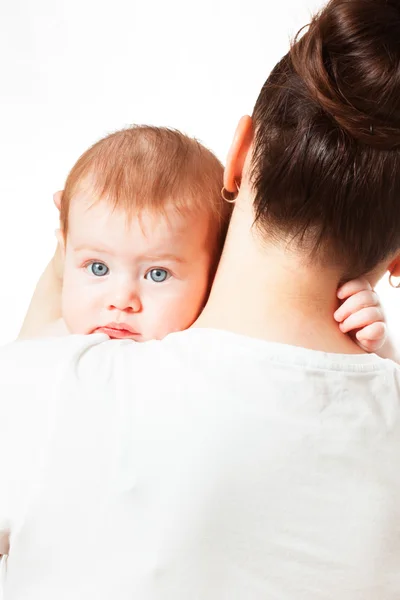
xmin=0 ymin=0 xmax=397 ymax=344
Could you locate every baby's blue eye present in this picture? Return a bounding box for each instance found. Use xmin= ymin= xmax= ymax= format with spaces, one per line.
xmin=145 ymin=268 xmax=170 ymax=283
xmin=87 ymin=262 xmax=109 ymax=277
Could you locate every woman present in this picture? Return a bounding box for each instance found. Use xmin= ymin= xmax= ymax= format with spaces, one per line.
xmin=1 ymin=0 xmax=400 ymax=598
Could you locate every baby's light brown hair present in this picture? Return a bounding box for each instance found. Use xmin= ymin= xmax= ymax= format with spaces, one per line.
xmin=61 ymin=125 xmax=231 ymax=257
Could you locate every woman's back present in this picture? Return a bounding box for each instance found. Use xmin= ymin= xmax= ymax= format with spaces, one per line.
xmin=2 ymin=331 xmax=400 ymax=599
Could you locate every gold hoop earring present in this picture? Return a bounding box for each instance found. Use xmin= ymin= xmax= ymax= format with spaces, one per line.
xmin=221 ymin=180 xmax=240 ymax=203
xmin=221 ymin=187 xmax=237 ymax=203
xmin=389 ymin=272 xmax=400 ymax=288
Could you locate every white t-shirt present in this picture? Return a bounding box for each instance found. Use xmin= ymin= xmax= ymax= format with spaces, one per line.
xmin=1 ymin=329 xmax=400 ymax=600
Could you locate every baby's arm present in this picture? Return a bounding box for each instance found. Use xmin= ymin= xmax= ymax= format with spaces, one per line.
xmin=334 ymin=278 xmax=399 ymax=363
xmin=18 ymin=243 xmax=64 ymax=339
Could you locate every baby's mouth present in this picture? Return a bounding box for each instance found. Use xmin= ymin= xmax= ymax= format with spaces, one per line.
xmin=94 ymin=323 xmax=141 ymax=340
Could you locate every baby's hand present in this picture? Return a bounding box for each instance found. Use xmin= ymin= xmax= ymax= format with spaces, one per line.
xmin=334 ymin=278 xmax=386 ymax=353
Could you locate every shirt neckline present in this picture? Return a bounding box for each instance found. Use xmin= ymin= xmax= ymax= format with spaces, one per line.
xmin=164 ymin=327 xmax=393 ymax=373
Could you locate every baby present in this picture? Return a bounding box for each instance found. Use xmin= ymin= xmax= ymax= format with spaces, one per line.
xmin=21 ymin=125 xmax=387 ymax=351
xmin=31 ymin=126 xmax=230 ymax=341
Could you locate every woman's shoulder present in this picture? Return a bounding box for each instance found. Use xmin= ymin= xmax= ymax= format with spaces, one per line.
xmin=0 ymin=332 xmax=110 ymax=366
xmin=0 ymin=334 xmax=111 ymax=409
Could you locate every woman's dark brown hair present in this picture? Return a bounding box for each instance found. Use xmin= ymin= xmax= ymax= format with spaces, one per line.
xmin=251 ymin=0 xmax=400 ymax=278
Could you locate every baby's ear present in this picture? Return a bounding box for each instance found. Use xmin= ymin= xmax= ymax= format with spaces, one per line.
xmin=53 ymin=190 xmax=63 ymax=211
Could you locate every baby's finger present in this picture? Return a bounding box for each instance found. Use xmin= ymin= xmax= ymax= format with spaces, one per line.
xmin=337 ymin=278 xmax=372 ymax=300
xmin=338 ymin=306 xmax=384 ymax=333
xmin=356 ymin=321 xmax=387 ymax=342
xmin=356 ymin=322 xmax=387 ymax=352
xmin=356 ymin=339 xmax=385 ymax=353
xmin=334 ymin=290 xmax=379 ymax=323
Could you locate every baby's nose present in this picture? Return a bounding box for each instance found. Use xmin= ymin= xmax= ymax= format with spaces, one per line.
xmin=108 ymin=288 xmax=142 ymax=313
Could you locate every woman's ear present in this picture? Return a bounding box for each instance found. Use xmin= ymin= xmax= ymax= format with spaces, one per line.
xmin=53 ymin=190 xmax=63 ymax=211
xmin=388 ymin=255 xmax=400 ymax=278
xmin=223 ymin=115 xmax=254 ymax=193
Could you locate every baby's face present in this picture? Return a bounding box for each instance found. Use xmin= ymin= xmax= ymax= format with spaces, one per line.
xmin=61 ymin=194 xmax=214 ymax=341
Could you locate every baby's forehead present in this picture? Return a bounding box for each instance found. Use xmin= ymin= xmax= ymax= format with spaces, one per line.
xmin=69 ymin=193 xmax=203 ymax=231
xmin=67 ymin=193 xmax=211 ymax=253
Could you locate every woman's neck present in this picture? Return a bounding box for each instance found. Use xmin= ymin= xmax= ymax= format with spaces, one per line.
xmin=196 ymin=201 xmax=364 ymax=354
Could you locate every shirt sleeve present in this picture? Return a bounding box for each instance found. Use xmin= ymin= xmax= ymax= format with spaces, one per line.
xmin=0 ymin=334 xmax=109 ymax=538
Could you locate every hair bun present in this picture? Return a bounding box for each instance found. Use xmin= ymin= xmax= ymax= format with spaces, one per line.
xmin=291 ymin=0 xmax=400 ymax=148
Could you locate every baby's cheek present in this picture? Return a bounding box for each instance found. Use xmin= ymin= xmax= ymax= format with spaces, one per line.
xmin=159 ymin=280 xmax=209 ymax=335
xmin=61 ymin=272 xmax=93 ymax=334
xmin=61 ymin=284 xmax=83 ymax=333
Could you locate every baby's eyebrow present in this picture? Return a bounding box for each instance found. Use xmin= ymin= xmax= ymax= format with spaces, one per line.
xmin=72 ymin=246 xmax=186 ymax=263
xmin=142 ymin=253 xmax=186 ymax=264
xmin=72 ymin=244 xmax=114 ymax=254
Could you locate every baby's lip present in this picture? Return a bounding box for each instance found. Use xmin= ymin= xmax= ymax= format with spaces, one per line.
xmin=94 ymin=323 xmax=141 ymax=339
xmin=103 ymin=322 xmax=137 ymax=333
